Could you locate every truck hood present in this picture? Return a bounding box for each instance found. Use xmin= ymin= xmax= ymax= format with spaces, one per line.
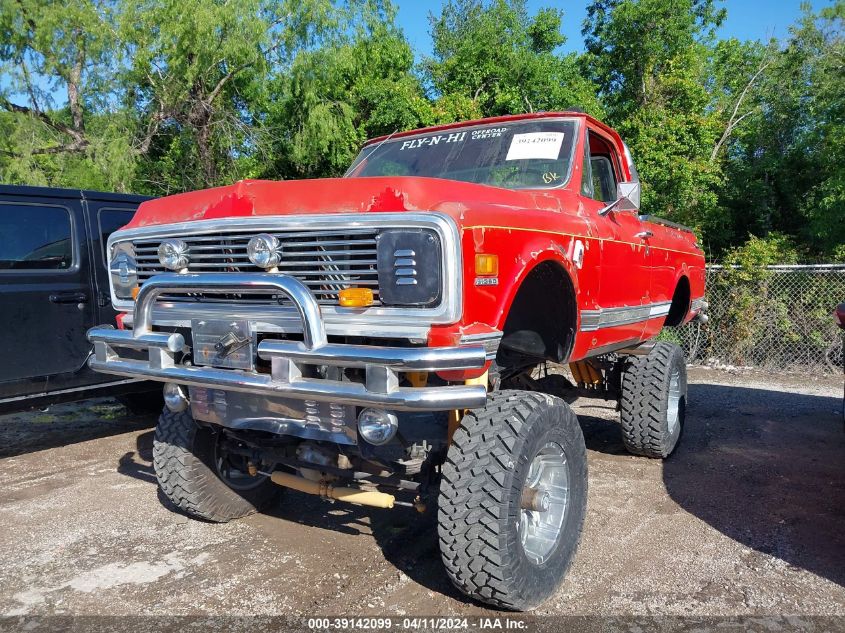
xmin=125 ymin=177 xmax=567 ymax=229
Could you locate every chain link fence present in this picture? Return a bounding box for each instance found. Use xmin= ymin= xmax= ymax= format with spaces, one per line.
xmin=660 ymin=265 xmax=845 ymax=374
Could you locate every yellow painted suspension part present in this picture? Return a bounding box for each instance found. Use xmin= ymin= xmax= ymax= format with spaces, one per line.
xmin=447 ymin=370 xmax=489 ymax=444
xmin=270 ymin=471 xmax=395 ymax=509
xmin=569 ymin=360 xmax=602 ymax=387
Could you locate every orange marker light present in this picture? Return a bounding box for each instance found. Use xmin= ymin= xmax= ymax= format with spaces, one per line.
xmin=338 ymin=287 xmax=374 ymax=308
xmin=475 ymin=253 xmax=499 ymax=276
xmin=131 ymin=286 xmax=141 ymax=300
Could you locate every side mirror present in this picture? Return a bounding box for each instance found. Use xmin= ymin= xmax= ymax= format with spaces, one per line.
xmin=598 ymin=180 xmax=641 ymax=216
xmin=618 ymin=181 xmax=640 ymax=210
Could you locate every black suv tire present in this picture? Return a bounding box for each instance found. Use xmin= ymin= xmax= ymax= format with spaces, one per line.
xmin=153 ymin=407 xmax=280 ymax=522
xmin=438 ymin=390 xmax=588 ymax=611
xmin=620 ymin=342 xmax=687 ymax=458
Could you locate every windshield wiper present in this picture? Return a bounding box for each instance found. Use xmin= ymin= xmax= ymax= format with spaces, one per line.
xmin=346 ymin=129 xmax=398 ymax=177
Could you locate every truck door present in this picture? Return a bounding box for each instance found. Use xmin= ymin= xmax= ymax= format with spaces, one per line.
xmin=83 ymin=199 xmax=139 ymax=326
xmin=578 ymin=129 xmax=653 ymax=345
xmin=0 ymin=194 xmax=97 ymax=393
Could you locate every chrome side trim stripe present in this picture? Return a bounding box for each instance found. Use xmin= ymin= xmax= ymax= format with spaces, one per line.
xmin=458 ymin=331 xmax=503 ymax=360
xmin=580 ymin=301 xmax=672 ymax=332
xmin=0 ymin=377 xmax=146 ymax=404
xmin=649 ymin=302 xmax=672 ymax=317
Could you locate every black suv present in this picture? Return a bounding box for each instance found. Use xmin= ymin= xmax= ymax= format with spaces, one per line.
xmin=0 ymin=185 xmax=159 ymax=413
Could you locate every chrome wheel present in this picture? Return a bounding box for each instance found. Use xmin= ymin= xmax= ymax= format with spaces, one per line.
xmin=518 ymin=442 xmax=571 ymax=565
xmin=667 ymin=367 xmax=682 ymax=442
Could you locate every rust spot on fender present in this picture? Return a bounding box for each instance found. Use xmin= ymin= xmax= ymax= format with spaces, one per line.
xmin=200 ymin=192 xmax=254 ymax=220
xmin=472 ymin=227 xmax=486 ymax=250
xmin=365 ymin=187 xmax=406 ymax=212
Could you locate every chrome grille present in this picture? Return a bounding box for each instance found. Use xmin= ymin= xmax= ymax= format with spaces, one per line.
xmin=132 ymin=228 xmax=380 ymax=305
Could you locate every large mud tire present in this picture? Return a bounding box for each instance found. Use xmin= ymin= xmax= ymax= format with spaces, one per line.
xmin=620 ymin=342 xmax=687 ymax=458
xmin=153 ymin=407 xmax=280 ymax=522
xmin=438 ymin=390 xmax=588 ymax=611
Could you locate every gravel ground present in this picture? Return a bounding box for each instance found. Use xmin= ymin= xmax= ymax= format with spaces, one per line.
xmin=0 ymin=367 xmax=842 ymax=624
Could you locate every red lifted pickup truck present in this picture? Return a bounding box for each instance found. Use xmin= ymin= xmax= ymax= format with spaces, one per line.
xmin=88 ymin=112 xmax=706 ymax=610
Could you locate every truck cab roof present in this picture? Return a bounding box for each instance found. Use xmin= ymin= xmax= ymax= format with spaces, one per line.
xmin=364 ymin=111 xmax=623 ymax=150
xmin=0 ymin=184 xmax=150 ymax=204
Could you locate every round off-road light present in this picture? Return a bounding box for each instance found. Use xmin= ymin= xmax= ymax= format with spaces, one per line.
xmin=163 ymin=382 xmax=189 ymax=412
xmin=247 ymin=233 xmax=282 ymax=269
xmin=357 ymin=408 xmax=399 ymax=445
xmin=157 ymin=238 xmax=189 ymax=271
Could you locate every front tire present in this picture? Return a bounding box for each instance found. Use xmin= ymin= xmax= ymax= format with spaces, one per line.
xmin=619 ymin=342 xmax=687 ymax=458
xmin=153 ymin=407 xmax=280 ymax=522
xmin=438 ymin=391 xmax=588 ymax=611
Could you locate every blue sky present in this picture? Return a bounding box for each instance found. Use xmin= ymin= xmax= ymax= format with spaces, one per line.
xmin=396 ymin=0 xmax=829 ymax=59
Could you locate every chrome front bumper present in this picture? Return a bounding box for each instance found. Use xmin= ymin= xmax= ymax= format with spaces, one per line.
xmin=87 ymin=273 xmax=489 ymax=412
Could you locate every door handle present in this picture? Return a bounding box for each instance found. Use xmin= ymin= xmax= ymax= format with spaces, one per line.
xmin=49 ymin=291 xmax=88 ymax=304
xmin=635 ymin=230 xmax=654 ymax=239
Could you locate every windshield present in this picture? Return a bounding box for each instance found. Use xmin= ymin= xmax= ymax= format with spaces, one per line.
xmin=346 ymin=119 xmax=578 ymax=190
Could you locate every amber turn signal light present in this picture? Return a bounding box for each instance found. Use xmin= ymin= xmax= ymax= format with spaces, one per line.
xmin=338 ymin=287 xmax=374 ymax=308
xmin=475 ymin=253 xmax=498 ymax=276
xmin=131 ymin=286 xmax=141 ymax=300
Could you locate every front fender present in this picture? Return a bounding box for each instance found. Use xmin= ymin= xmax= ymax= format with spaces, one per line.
xmin=430 ymin=226 xmax=589 ymax=341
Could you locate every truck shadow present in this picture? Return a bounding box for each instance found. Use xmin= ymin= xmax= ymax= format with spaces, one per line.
xmin=115 ymin=380 xmax=845 ymax=601
xmin=117 ymin=429 xmax=157 ymax=485
xmin=116 ymin=426 xmax=475 ymax=602
xmin=664 ymin=382 xmax=844 ymax=588
xmin=576 ymin=382 xmax=845 ymax=588
xmin=0 ymin=398 xmax=156 ymax=459
xmin=261 ymin=487 xmax=477 ymax=606
xmin=115 ymin=425 xmax=472 ymax=605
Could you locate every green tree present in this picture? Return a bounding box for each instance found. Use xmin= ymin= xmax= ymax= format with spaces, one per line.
xmin=262 ymin=2 xmax=435 ymax=179
xmin=0 ymin=0 xmax=138 ymax=189
xmin=582 ymin=0 xmax=726 ymax=245
xmin=715 ymin=1 xmax=845 ymax=258
xmin=425 ymin=0 xmax=602 ymax=118
xmin=119 ymin=0 xmax=339 ymax=192
xmin=583 ymin=0 xmax=725 ymax=116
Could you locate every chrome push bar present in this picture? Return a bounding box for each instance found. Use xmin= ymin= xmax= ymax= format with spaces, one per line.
xmin=87 ymin=273 xmax=488 ymax=411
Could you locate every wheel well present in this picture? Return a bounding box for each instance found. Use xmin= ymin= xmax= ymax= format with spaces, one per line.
xmin=496 ymin=261 xmax=577 ymax=369
xmin=664 ymin=276 xmax=691 ymax=327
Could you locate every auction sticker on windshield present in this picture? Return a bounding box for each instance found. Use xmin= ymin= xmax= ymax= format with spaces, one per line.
xmin=506 ymin=132 xmax=565 ymax=161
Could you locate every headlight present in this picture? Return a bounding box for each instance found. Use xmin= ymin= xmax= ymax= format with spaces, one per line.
xmin=376 ymin=229 xmax=442 ymax=306
xmin=158 ymin=238 xmax=190 ymax=271
xmin=247 ymin=233 xmax=282 ymax=269
xmin=109 ymin=243 xmax=137 ymax=299
xmin=358 ymin=408 xmax=399 ymax=445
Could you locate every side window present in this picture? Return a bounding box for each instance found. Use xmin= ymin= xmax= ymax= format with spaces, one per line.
xmin=590 ymin=156 xmax=618 ymax=203
xmin=580 ymin=137 xmax=594 ymax=197
xmin=584 ymin=131 xmax=621 ymax=204
xmin=0 ymin=203 xmax=73 ymax=271
xmin=97 ymin=208 xmax=135 ymax=266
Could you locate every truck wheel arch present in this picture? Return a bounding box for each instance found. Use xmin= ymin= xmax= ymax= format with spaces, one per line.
xmin=664 ymin=275 xmax=691 ymax=327
xmin=496 ymin=258 xmax=578 ymax=369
